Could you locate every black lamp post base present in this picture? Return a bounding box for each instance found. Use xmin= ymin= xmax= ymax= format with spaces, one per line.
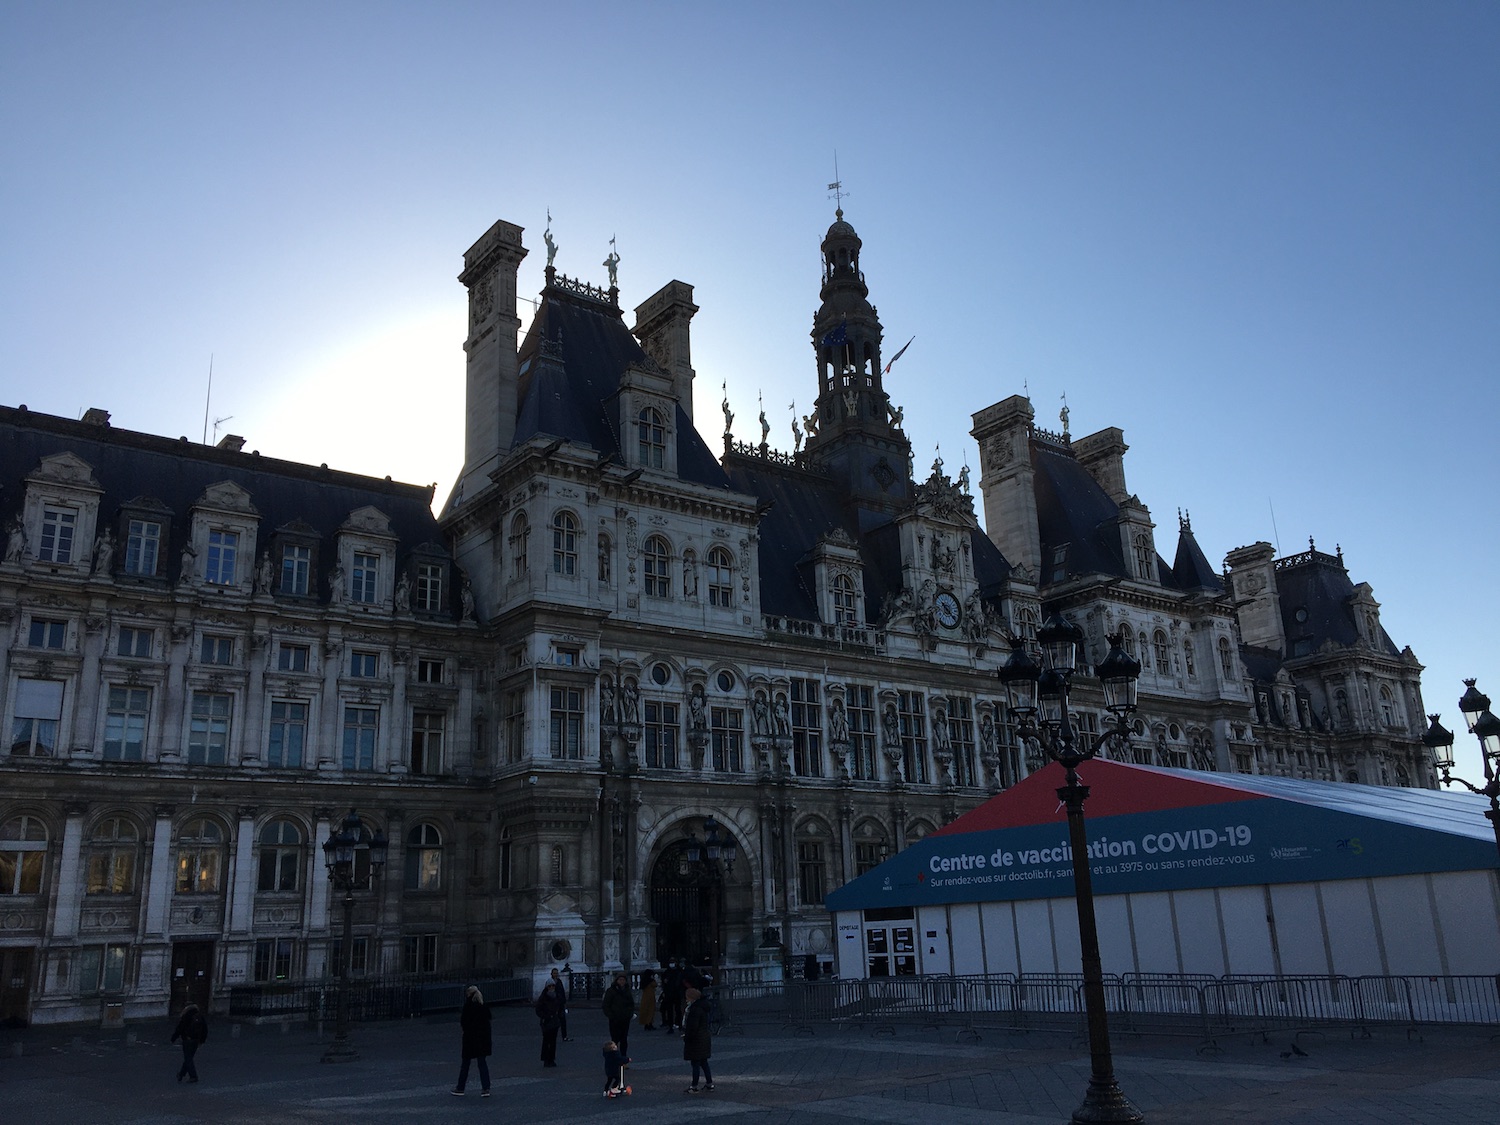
xmin=321 ymin=1037 xmax=359 ymax=1064
xmin=1071 ymin=1078 xmax=1144 ymax=1123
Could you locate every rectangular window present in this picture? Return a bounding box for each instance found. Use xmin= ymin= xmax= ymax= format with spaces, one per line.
xmin=349 ymin=651 xmax=377 ymax=678
xmin=10 ymin=677 xmax=64 ymax=757
xmin=791 ymin=678 xmax=822 ymax=777
xmin=200 ymin=634 xmax=234 ymax=665
xmin=28 ymin=618 xmax=66 ymax=649
xmin=280 ymin=544 xmax=311 ymax=596
xmin=205 ymin=528 xmax=239 ymax=585
xmin=342 ymin=706 xmax=378 ymax=771
xmin=948 ymin=696 xmax=977 ymax=787
xmin=253 ymin=938 xmax=295 ymax=983
xmin=415 ymin=562 xmax=443 ymax=612
xmin=411 ymin=710 xmax=445 ymax=774
xmin=503 ymin=690 xmax=525 ymax=763
xmin=898 ymin=690 xmax=929 ymax=784
xmin=554 ymin=647 xmax=579 ymax=666
xmin=277 ymin=643 xmax=310 ymax=672
xmin=549 ymin=688 xmax=582 ymax=760
xmin=76 ymin=944 xmax=128 ymax=995
xmin=124 ymin=519 xmax=161 ymax=576
xmin=856 ymin=842 xmax=884 ymax=876
xmin=644 ymin=701 xmax=679 ymax=769
xmin=103 ymin=686 xmax=149 ymax=760
xmin=351 ymin=552 xmax=379 ymax=603
xmin=416 ymin=658 xmax=444 ymax=684
xmin=846 ymin=684 xmax=877 ymax=780
xmin=116 ymin=627 xmax=153 ymax=658
xmin=798 ymin=841 xmax=826 ymax=904
xmin=187 ymin=692 xmax=232 ymax=765
xmin=38 ymin=506 xmax=77 ymax=563
xmin=711 ymin=707 xmax=743 ymax=772
xmin=267 ymin=700 xmax=308 ymax=768
xmin=402 ymin=934 xmax=438 ymax=974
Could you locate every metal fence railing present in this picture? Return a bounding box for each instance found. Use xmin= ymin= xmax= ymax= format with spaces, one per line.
xmin=227 ymin=970 xmax=529 ymax=1023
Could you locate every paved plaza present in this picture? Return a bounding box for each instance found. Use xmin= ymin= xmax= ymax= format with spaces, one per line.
xmin=3 ymin=1004 xmax=1498 ymax=1124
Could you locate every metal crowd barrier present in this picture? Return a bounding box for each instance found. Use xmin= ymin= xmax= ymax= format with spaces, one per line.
xmin=228 ymin=971 xmax=528 ymax=1023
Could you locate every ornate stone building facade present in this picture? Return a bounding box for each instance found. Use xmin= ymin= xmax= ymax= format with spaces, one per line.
xmin=0 ymin=210 xmax=1429 ymax=1025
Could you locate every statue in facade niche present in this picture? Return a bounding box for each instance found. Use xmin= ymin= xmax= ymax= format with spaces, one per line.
xmin=255 ymin=550 xmax=273 ymax=594
xmin=829 ymin=696 xmax=849 ymax=744
xmin=751 ymin=692 xmax=771 ymax=738
xmin=773 ymin=692 xmax=791 ymax=737
xmin=394 ymin=572 xmax=411 ymax=611
xmin=92 ymin=530 xmax=116 ymax=576
xmin=621 ymin=678 xmax=641 ymax=726
xmin=4 ymin=518 xmax=24 ymax=563
xmin=687 ymin=683 xmax=707 ymax=732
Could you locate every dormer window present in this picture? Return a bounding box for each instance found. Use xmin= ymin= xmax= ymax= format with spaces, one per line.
xmin=281 ymin=544 xmax=311 ymax=595
xmin=350 ymin=552 xmax=379 ymax=603
xmin=205 ymin=529 xmax=239 ymax=585
xmin=637 ymin=407 xmax=666 ymax=469
xmin=124 ymin=519 xmax=162 ymax=576
xmin=415 ymin=562 xmax=444 ymax=611
xmin=831 ymin=574 xmax=857 ymax=625
xmin=39 ymin=506 xmax=78 ymax=563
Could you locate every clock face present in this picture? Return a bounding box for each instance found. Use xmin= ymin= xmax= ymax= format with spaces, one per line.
xmin=934 ymin=591 xmax=961 ymax=629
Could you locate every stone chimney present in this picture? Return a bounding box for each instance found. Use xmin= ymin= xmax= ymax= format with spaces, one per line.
xmin=971 ymin=396 xmax=1040 ymax=577
xmin=1072 ymin=427 xmax=1129 ymax=504
xmin=456 ymin=219 xmax=528 ymax=506
xmin=1225 ymin=542 xmax=1284 ymax=654
xmin=633 ymin=281 xmax=698 ymax=421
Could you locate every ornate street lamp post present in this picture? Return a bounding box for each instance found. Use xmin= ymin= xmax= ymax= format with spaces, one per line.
xmin=1422 ymin=679 xmax=1500 ymax=864
xmin=321 ymin=808 xmax=388 ymax=1063
xmin=999 ymin=618 xmax=1143 ymax=1125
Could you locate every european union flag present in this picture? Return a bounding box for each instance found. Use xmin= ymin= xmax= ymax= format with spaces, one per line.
xmin=821 ymin=323 xmax=847 ymax=348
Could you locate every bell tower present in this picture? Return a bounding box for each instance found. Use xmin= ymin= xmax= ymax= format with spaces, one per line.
xmin=804 ymin=209 xmax=912 ymax=513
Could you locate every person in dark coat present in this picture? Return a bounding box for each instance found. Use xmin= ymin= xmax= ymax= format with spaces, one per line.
xmin=601 ymin=972 xmax=635 ymax=1061
xmin=535 ymin=980 xmax=564 ymax=1067
xmin=170 ymin=1002 xmax=208 ymax=1083
xmin=549 ymin=967 xmax=572 ymax=1040
xmin=660 ymin=959 xmax=684 ymax=1031
xmin=638 ymin=969 xmax=658 ymax=1030
xmin=452 ymin=985 xmax=493 ymax=1095
xmin=681 ymin=986 xmax=714 ymax=1092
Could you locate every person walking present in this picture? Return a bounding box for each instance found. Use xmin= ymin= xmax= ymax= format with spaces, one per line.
xmin=550 ymin=967 xmax=572 ymax=1041
xmin=660 ymin=959 xmax=684 ymax=1031
xmin=170 ymin=1002 xmax=208 ymax=1083
xmin=681 ymin=986 xmax=714 ymax=1092
xmin=535 ymin=980 xmax=564 ymax=1067
xmin=601 ymin=972 xmax=635 ymax=1061
xmin=638 ymin=969 xmax=658 ymax=1030
xmin=452 ymin=985 xmax=493 ymax=1096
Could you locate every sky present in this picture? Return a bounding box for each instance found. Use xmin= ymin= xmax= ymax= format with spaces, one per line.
xmin=2 ymin=2 xmax=1497 ymax=777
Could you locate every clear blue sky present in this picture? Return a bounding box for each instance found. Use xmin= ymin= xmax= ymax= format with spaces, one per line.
xmin=3 ymin=2 xmax=1496 ymax=775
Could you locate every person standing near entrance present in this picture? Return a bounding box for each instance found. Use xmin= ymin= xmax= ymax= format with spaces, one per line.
xmin=550 ymin=967 xmax=571 ymax=1040
xmin=452 ymin=985 xmax=493 ymax=1095
xmin=660 ymin=959 xmax=684 ymax=1031
xmin=170 ymin=1002 xmax=208 ymax=1083
xmin=681 ymin=987 xmax=714 ymax=1092
xmin=602 ymin=972 xmax=635 ymax=1061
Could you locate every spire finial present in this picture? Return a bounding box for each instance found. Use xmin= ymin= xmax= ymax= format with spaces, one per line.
xmin=827 ymin=153 xmax=846 ymax=219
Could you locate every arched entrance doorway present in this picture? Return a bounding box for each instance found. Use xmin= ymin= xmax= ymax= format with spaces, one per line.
xmin=648 ymin=840 xmax=724 ymax=966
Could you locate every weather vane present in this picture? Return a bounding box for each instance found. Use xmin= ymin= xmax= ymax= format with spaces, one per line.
xmin=828 ymin=153 xmax=848 ymax=215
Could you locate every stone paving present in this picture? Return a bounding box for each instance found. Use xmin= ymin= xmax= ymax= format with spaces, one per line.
xmin=2 ymin=1005 xmax=1498 ymax=1124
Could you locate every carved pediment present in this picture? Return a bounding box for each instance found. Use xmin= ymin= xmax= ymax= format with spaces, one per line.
xmin=194 ymin=480 xmax=258 ymax=516
xmin=341 ymin=506 xmax=396 ymax=537
xmin=27 ymin=452 xmax=102 ymax=491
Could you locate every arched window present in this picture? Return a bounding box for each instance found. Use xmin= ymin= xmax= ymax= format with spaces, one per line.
xmin=86 ymin=816 xmax=138 ymax=895
xmin=510 ymin=512 xmax=529 ymax=577
xmin=643 ymin=535 xmax=671 ymax=598
xmin=1152 ymin=630 xmax=1170 ymax=674
xmin=405 ymin=824 xmax=442 ymax=892
xmin=637 ymin=407 xmax=666 ymax=468
xmin=551 ymin=511 xmax=577 ymax=576
xmin=1119 ymin=630 xmax=1136 ymax=657
xmin=1218 ymin=636 xmax=1234 ymax=679
xmin=175 ymin=816 xmax=224 ymax=894
xmin=1182 ymin=639 xmax=1196 ymax=678
xmin=1378 ymin=686 xmax=1396 ymax=727
xmin=0 ymin=814 xmax=47 ymax=895
xmin=706 ymin=546 xmax=733 ymax=607
xmin=257 ymin=819 xmax=303 ymax=892
xmin=550 ymin=844 xmax=565 ymax=885
xmin=1134 ymin=534 xmax=1154 ymax=580
xmin=831 ymin=574 xmax=857 ymax=625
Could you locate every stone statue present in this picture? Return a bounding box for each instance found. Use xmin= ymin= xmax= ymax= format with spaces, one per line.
xmin=687 ymin=683 xmax=707 ymax=732
xmin=460 ymin=576 xmax=476 ymax=621
xmin=180 ymin=543 xmax=197 ymax=583
xmin=621 ymin=678 xmax=641 ymax=725
xmin=394 ymin=572 xmax=411 ymax=611
xmin=328 ymin=562 xmax=344 ymax=604
xmin=544 ymin=225 xmax=557 ymax=267
xmin=598 ymin=534 xmax=611 ymax=584
xmin=4 ymin=518 xmax=24 ymax=563
xmin=604 ymin=247 xmax=620 ymax=287
xmin=683 ymin=551 xmax=698 ymax=598
xmin=751 ymin=691 xmax=771 ymax=738
xmin=884 ymin=394 xmax=903 ymax=426
xmin=842 ymin=387 xmax=858 ymax=418
xmin=979 ymin=710 xmax=997 ymax=758
xmin=829 ymin=696 xmax=849 ymax=744
xmin=600 ymin=676 xmax=616 ymax=725
xmin=255 ymin=550 xmax=273 ymax=594
xmin=958 ymin=463 xmax=970 ymax=493
xmin=721 ymin=384 xmax=734 ymax=436
xmin=759 ymin=403 xmax=770 ymax=446
xmin=773 ymin=692 xmax=791 ymax=737
xmin=932 ymin=707 xmax=951 ymax=754
xmin=92 ymin=530 xmax=115 ymax=576
xmin=791 ymin=410 xmax=803 ymax=452
xmin=881 ymin=701 xmax=901 ymax=747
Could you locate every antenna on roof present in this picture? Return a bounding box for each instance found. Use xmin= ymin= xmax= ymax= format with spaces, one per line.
xmin=212 ymin=415 xmax=235 ymax=444
xmin=1268 ymin=499 xmax=1282 ymax=555
xmin=201 ymin=354 xmax=214 ymax=444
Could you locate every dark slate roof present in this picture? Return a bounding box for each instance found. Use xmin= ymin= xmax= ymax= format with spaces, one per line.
xmin=1032 ymin=443 xmax=1126 ymax=581
xmin=514 ymin=286 xmax=732 ymax=490
xmin=0 ymin=405 xmax=454 ymax=609
xmin=1171 ymin=526 xmax=1225 ymax=592
xmin=1276 ymin=551 xmax=1399 ymax=659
